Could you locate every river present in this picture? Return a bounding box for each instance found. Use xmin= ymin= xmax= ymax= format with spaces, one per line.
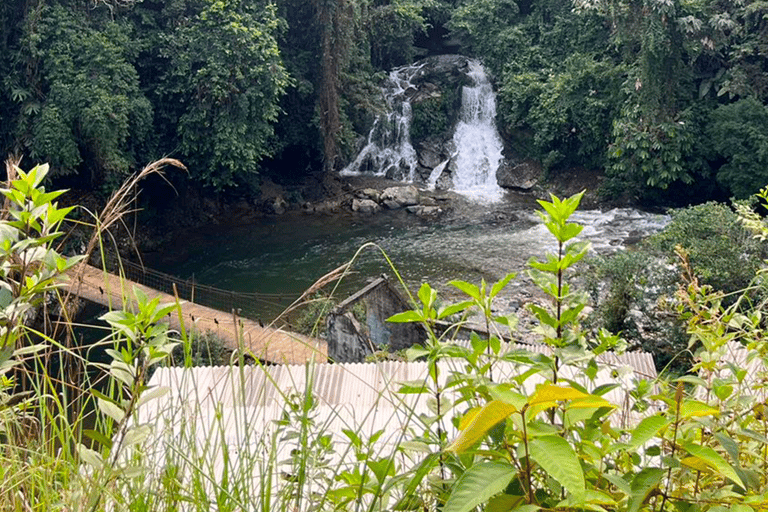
xmin=144 ymin=197 xmax=669 ymax=322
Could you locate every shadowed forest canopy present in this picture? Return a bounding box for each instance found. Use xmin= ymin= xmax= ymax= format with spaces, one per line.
xmin=1 ymin=0 xmax=767 ymax=202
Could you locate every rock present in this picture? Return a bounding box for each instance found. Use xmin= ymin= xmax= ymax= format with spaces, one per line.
xmin=355 ymin=188 xmax=381 ymax=202
xmin=417 ymin=141 xmax=446 ymax=169
xmin=263 ymin=196 xmax=288 ymax=215
xmin=381 ymin=185 xmax=419 ymax=209
xmin=420 ymin=196 xmax=438 ymax=207
xmin=313 ymin=200 xmax=342 ymax=214
xmin=406 ymin=205 xmax=443 ymax=217
xmin=435 ymin=173 xmax=454 ymax=191
xmin=496 ymin=159 xmax=543 ymax=190
xmin=352 ymin=198 xmax=380 ymax=215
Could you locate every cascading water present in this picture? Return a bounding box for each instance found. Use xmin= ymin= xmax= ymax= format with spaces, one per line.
xmin=339 ymin=63 xmax=423 ymax=182
xmin=450 ymin=60 xmax=506 ymax=202
xmin=341 ymin=56 xmax=507 ymax=202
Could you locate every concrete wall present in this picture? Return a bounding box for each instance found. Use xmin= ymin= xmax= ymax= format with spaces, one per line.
xmin=327 ymin=277 xmax=424 ymax=362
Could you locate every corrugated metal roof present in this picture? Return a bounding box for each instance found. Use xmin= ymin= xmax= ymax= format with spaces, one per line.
xmin=695 ymin=340 xmax=768 ymax=402
xmin=132 ymin=347 xmax=657 ymax=509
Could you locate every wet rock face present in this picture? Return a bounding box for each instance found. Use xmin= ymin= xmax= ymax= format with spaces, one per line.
xmin=496 ymin=159 xmax=543 ymax=190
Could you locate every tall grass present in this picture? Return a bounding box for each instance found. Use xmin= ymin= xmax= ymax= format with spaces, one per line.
xmin=11 ymin=164 xmax=746 ymax=512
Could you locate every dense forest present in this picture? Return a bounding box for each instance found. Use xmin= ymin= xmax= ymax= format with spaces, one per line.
xmin=1 ymin=0 xmax=767 ymax=204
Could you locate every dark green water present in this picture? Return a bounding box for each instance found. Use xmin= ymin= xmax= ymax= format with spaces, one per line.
xmin=145 ymin=204 xmax=669 ymax=322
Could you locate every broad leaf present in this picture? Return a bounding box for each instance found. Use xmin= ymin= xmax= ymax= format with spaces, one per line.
xmin=443 ymin=461 xmax=516 ymax=512
xmin=529 ymin=435 xmax=585 ymax=502
xmin=629 ymin=415 xmax=671 ymax=450
xmin=446 ymin=400 xmax=517 ymax=453
xmin=387 ymin=311 xmax=423 ymax=323
xmin=528 ymin=384 xmax=589 ymax=406
xmin=683 ymin=443 xmax=745 ymax=488
xmin=449 ymin=280 xmax=481 ymax=301
xmin=628 ymin=468 xmax=664 ymax=512
xmin=490 ymin=273 xmax=517 ymax=298
xmin=679 ymin=399 xmax=719 ymax=419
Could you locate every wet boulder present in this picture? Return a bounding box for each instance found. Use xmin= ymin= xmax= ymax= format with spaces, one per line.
xmin=496 ymin=159 xmax=543 ymax=190
xmin=381 ymin=185 xmax=420 ymax=209
xmin=352 ymin=198 xmax=380 ymax=215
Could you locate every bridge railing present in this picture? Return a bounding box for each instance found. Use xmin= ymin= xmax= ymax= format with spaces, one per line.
xmin=111 ymin=259 xmax=297 ymax=322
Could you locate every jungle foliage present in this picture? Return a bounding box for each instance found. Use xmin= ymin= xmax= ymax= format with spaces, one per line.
xmin=2 ymin=0 xmax=768 ymax=201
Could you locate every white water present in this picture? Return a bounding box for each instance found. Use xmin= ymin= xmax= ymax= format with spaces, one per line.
xmin=340 ymin=64 xmax=423 ymax=181
xmin=450 ymin=60 xmax=506 ymax=202
xmin=341 ymin=58 xmax=507 ymax=202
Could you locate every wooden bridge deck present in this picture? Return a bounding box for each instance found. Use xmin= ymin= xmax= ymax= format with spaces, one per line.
xmin=66 ymin=264 xmax=327 ymax=365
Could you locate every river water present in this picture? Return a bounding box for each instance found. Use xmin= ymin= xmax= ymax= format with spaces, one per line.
xmin=146 ymin=198 xmax=669 ymax=321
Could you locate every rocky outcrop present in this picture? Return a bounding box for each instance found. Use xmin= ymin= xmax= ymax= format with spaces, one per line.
xmin=496 ymin=159 xmax=543 ymax=190
xmin=352 ymin=198 xmax=380 ymax=215
xmin=348 ymin=183 xmax=445 ymax=218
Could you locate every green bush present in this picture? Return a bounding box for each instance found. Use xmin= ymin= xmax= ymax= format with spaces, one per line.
xmin=650 ymin=201 xmax=768 ymax=295
xmin=410 ymin=92 xmax=456 ymax=143
xmin=708 ymin=97 xmax=768 ymax=199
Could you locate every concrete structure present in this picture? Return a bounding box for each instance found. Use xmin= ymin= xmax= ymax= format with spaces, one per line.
xmin=326 ymin=276 xmax=423 ymax=362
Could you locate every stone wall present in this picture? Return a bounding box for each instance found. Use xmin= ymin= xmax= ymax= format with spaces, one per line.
xmin=326 ymin=276 xmax=424 ymax=362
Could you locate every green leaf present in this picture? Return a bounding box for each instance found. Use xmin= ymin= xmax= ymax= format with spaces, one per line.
xmin=683 ymin=443 xmax=745 ymax=488
xmin=714 ymin=433 xmax=740 ymax=465
xmin=136 ymin=385 xmax=170 ymax=408
xmin=443 ymin=461 xmax=516 ymax=512
xmin=486 ymin=496 xmax=530 ymax=512
xmin=628 ymin=468 xmax=664 ymax=512
xmin=97 ymin=396 xmax=125 ymax=423
xmin=77 ymin=444 xmax=104 ymax=470
xmin=490 ymin=273 xmax=516 ymax=298
xmin=449 ymin=280 xmax=481 ymax=301
xmin=417 ymin=282 xmax=436 ymax=309
xmin=629 ymin=415 xmax=671 ymax=450
xmin=438 ymin=300 xmax=473 ymax=319
xmin=446 ymin=400 xmax=518 ymax=453
xmin=387 ymin=311 xmax=423 ymax=323
xmin=529 ymin=435 xmax=585 ymax=502
xmin=82 ymin=429 xmax=113 ymax=450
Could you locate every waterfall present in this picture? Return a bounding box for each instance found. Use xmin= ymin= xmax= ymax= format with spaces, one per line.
xmin=341 ymin=56 xmax=506 ymax=203
xmin=450 ymin=61 xmax=505 ymax=202
xmin=339 ymin=64 xmax=423 ymax=182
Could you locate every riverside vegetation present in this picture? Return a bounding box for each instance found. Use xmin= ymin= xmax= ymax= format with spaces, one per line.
xmin=5 ymin=162 xmax=768 ymax=511
xmin=3 ymin=0 xmax=768 ymax=206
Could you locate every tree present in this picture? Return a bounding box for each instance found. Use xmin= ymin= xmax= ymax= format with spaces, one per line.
xmin=9 ymin=3 xmax=151 ymax=187
xmin=136 ymin=0 xmax=289 ymax=189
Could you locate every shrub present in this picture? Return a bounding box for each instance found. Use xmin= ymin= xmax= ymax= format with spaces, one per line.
xmin=708 ymin=97 xmax=768 ymax=198
xmin=650 ymin=201 xmax=767 ymax=295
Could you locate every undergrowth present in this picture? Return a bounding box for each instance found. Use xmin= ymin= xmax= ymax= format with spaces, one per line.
xmin=4 ymin=161 xmax=768 ymax=512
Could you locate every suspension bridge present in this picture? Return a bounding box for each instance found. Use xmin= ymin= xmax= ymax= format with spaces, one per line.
xmin=65 ymin=261 xmax=327 ymax=365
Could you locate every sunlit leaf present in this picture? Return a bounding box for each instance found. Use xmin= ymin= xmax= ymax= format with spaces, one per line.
xmin=446 ymin=400 xmax=517 ymax=453
xmin=683 ymin=443 xmax=744 ymax=488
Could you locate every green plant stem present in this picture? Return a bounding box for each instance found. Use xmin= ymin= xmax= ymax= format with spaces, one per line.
xmin=660 ymin=385 xmax=684 ymax=512
xmin=521 ymin=408 xmax=534 ymax=505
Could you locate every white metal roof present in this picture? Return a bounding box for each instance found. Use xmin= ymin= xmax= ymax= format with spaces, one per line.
xmin=129 ymin=346 xmax=657 ymax=510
